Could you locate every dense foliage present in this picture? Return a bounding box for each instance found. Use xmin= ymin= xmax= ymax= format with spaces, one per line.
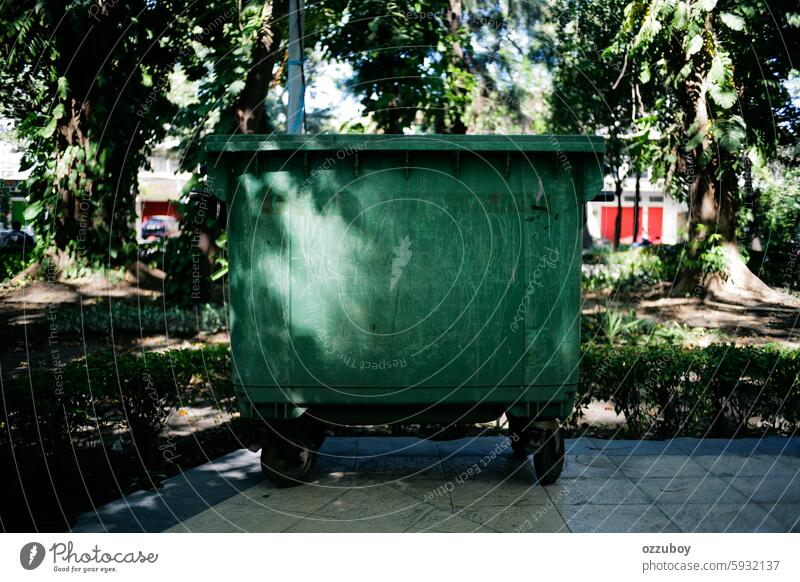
xmin=2 ymin=343 xmax=796 ymax=468
xmin=1 ymin=1 xmax=201 ymax=264
xmin=748 ymin=159 xmax=800 ymax=290
xmin=1 ymin=345 xmax=232 ymax=466
xmin=579 ymin=343 xmax=800 ymax=438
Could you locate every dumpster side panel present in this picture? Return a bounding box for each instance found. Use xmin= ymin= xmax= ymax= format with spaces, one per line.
xmin=227 ymin=157 xmax=293 ymax=397
xmin=521 ymin=155 xmax=582 ymax=390
xmin=288 ymin=150 xmax=527 ymax=389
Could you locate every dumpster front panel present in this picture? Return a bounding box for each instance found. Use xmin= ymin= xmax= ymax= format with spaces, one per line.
xmin=208 ymin=136 xmax=604 ymax=422
xmin=288 ymin=150 xmax=527 ymax=390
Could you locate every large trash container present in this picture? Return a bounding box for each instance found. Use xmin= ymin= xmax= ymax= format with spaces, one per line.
xmin=206 ymin=134 xmax=604 ymax=486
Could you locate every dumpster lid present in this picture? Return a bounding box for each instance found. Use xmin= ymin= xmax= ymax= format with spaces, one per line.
xmin=205 ymin=134 xmax=604 ymax=153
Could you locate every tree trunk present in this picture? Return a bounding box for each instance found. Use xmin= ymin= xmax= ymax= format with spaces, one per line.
xmin=385 ymin=83 xmax=404 ymax=134
xmin=444 ymin=0 xmax=468 ymax=134
xmin=670 ymin=15 xmax=799 ymax=307
xmin=682 ymin=137 xmax=798 ymax=306
xmin=232 ymin=0 xmax=288 ymax=134
xmin=632 ymin=171 xmax=641 ymax=243
xmin=613 ymin=178 xmax=623 ymax=250
xmin=582 ymin=203 xmax=593 ymax=249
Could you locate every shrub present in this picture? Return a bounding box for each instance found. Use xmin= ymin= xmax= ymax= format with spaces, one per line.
xmin=58 ymin=301 xmax=227 ymax=336
xmin=0 ymin=249 xmax=32 ymax=282
xmin=4 ymin=342 xmax=796 ymax=462
xmin=577 ymin=344 xmax=800 ymax=438
xmin=582 ymin=247 xmax=668 ymax=293
xmin=0 ymin=345 xmax=232 ymax=468
xmin=748 ymin=160 xmax=800 ymax=290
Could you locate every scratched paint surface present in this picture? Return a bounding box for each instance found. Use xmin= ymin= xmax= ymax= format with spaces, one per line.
xmin=209 ymin=138 xmax=603 ymax=419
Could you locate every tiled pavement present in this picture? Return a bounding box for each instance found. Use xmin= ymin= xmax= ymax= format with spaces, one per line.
xmin=71 ymin=436 xmax=800 ymax=533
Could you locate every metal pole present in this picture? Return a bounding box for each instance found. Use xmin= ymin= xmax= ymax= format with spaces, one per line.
xmin=287 ymin=0 xmax=305 ymax=134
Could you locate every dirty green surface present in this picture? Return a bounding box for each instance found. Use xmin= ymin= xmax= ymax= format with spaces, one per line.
xmin=207 ymin=135 xmax=604 ymax=423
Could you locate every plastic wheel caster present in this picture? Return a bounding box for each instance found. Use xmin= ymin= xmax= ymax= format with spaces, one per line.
xmin=507 ymin=414 xmax=530 ymax=459
xmin=531 ymin=427 xmax=564 ymax=485
xmin=260 ymin=427 xmax=316 ymax=487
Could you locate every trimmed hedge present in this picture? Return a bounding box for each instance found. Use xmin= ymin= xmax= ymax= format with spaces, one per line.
xmin=0 ymin=345 xmax=232 ymax=466
xmin=578 ymin=344 xmax=800 ymax=438
xmin=58 ymin=302 xmax=227 ymax=336
xmin=3 ymin=343 xmax=797 ymax=465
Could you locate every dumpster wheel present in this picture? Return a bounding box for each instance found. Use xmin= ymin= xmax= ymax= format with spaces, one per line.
xmin=531 ymin=427 xmax=564 ymax=485
xmin=260 ymin=432 xmax=317 ymax=487
xmin=507 ymin=417 xmax=565 ymax=485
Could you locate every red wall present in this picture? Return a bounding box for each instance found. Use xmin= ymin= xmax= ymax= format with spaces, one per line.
xmin=601 ymin=207 xmax=663 ymax=244
xmin=141 ymin=201 xmax=178 ymax=221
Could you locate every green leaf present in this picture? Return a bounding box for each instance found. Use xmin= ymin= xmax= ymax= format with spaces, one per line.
xmin=707 ymin=55 xmax=726 ymax=84
xmin=709 ymin=84 xmax=737 ymax=109
xmin=702 ymin=0 xmax=718 ymax=11
xmin=38 ymin=115 xmax=57 ymax=138
xmin=23 ymin=200 xmax=44 ymax=222
xmin=713 ymin=116 xmax=746 ymax=153
xmin=684 ymin=121 xmax=707 ymax=151
xmin=686 ymin=35 xmax=703 ymax=57
xmin=639 ymin=61 xmax=651 ymax=84
xmin=672 ymin=2 xmax=689 ymax=29
xmin=210 ymin=266 xmax=228 ymax=281
xmin=720 ymin=12 xmax=745 ymax=31
xmin=18 ymin=155 xmax=35 ymax=172
xmin=57 ymin=76 xmax=68 ymax=100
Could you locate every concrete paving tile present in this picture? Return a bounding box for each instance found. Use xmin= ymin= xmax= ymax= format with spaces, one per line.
xmin=674 ymin=438 xmax=800 ymax=457
xmin=560 ymin=504 xmax=679 ymax=533
xmin=456 ymin=505 xmax=568 ymax=533
xmin=71 ymin=489 xmax=210 ymax=533
xmin=355 ymin=455 xmax=444 ymax=479
xmin=608 ymin=455 xmax=708 ymax=479
xmin=406 ymin=507 xmax=494 ymax=532
xmin=561 ymin=454 xmax=620 ymax=478
xmin=285 ymin=487 xmax=434 ymax=532
xmin=678 ymin=438 xmax=758 ymax=456
xmin=441 ymin=454 xmax=531 ymax=481
xmin=546 ymin=476 xmax=651 ymax=505
xmin=693 ymin=454 xmax=799 ymax=478
xmin=449 ymin=479 xmax=550 ymax=508
xmin=70 ymin=515 xmax=115 ymax=533
xmin=309 ymin=460 xmax=362 ymax=486
xmin=564 ymin=438 xmax=610 ymax=457
xmin=774 ymin=455 xmax=800 ymax=475
xmin=304 ymin=483 xmax=426 ymax=518
xmin=287 ymin=506 xmax=434 ymax=532
xmin=657 ymin=502 xmax=785 ymax=533
xmin=223 ymin=480 xmax=348 ymax=514
xmin=725 ymin=476 xmax=800 ymax=504
xmin=435 ymin=436 xmax=512 ymax=457
xmin=158 ymin=449 xmax=264 ymax=505
xmin=314 ymin=451 xmax=357 ymax=474
xmin=595 ymin=439 xmax=689 ymax=456
xmin=317 ymin=437 xmax=359 ymax=457
xmin=387 ymin=478 xmax=453 ymax=509
xmin=166 ymin=499 xmax=302 ymax=532
xmin=752 ymin=437 xmax=800 ymax=456
xmin=75 ymin=438 xmax=800 ymax=534
xmin=755 ymin=503 xmax=800 ymax=532
xmin=356 ymin=436 xmax=438 ymax=457
xmin=636 ymin=476 xmax=749 ymax=504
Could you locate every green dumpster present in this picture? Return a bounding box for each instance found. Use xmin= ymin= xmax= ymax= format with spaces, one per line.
xmin=206 ymin=134 xmax=604 ymax=486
